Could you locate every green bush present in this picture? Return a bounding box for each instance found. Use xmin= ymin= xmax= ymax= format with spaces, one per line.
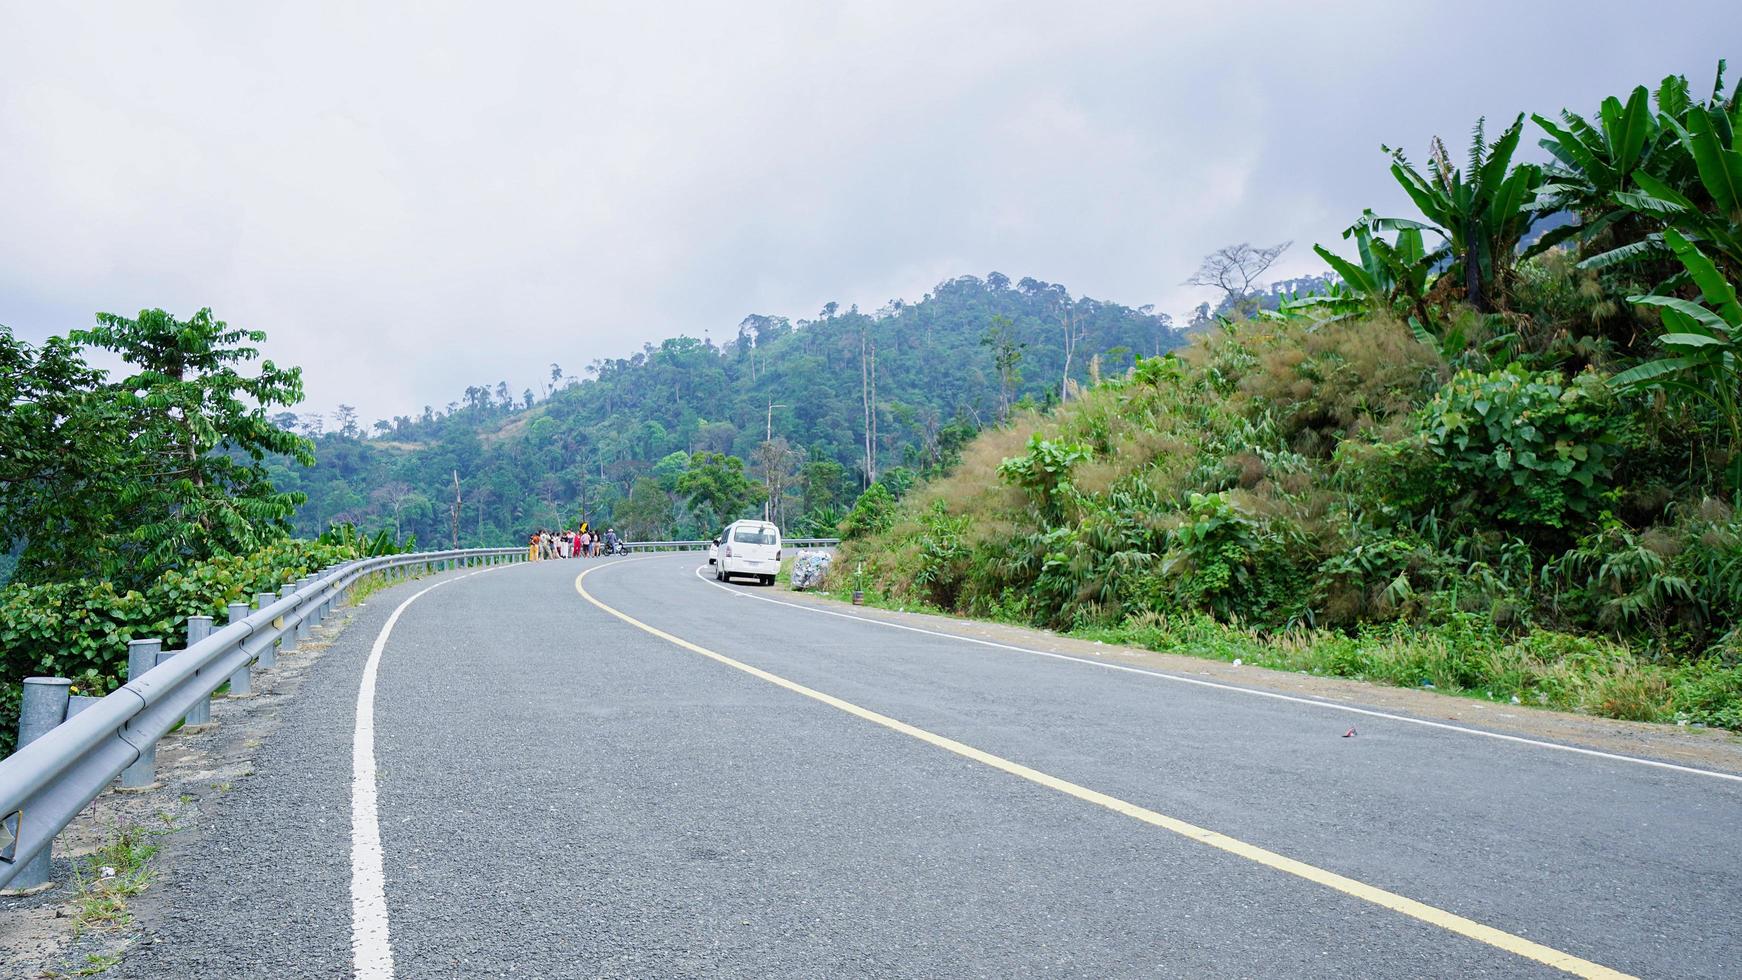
xmin=840 ymin=483 xmax=897 ymax=540
xmin=1 ymin=539 xmax=359 ymax=757
xmin=913 ymin=501 xmax=972 ymax=608
xmin=997 ymin=434 xmax=1091 ymax=520
xmin=1421 ymin=366 xmax=1620 ymax=530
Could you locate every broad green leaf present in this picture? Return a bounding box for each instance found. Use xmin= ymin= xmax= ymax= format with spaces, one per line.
xmin=1625 ymin=292 xmax=1734 ymax=334
xmin=1611 ymin=86 xmax=1654 ymax=172
xmin=1657 ymin=332 xmax=1728 ymax=349
xmin=1630 ymin=170 xmax=1700 ymax=211
xmin=1684 ymin=108 xmax=1742 ymax=215
xmin=1610 ymin=355 xmax=1703 ymax=387
xmin=1478 ymin=114 xmax=1527 ymax=191
xmin=1532 ymin=116 xmax=1607 ymax=182
xmin=1391 ymin=162 xmax=1450 ymax=226
xmin=1579 ymin=235 xmax=1666 ymax=270
xmin=1313 ymin=245 xmax=1379 ymax=297
xmin=1661 ymin=228 xmax=1742 ymax=324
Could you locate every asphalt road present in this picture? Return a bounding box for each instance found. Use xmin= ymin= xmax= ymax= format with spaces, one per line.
xmin=115 ymin=553 xmax=1742 ymax=978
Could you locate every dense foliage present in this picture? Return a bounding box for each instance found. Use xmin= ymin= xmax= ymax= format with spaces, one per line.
xmin=0 ymin=538 xmax=360 ymax=756
xmin=834 ymin=63 xmax=1742 ymax=729
xmin=277 ymin=275 xmax=1181 ymax=544
xmin=1 ymin=309 xmax=311 ymax=589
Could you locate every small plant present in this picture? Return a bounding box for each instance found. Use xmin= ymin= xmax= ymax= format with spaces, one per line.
xmin=70 ymin=951 xmax=123 ymax=976
xmin=913 ymin=501 xmax=972 ymax=607
xmin=69 ymin=821 xmax=160 ymax=936
xmin=997 ymin=433 xmax=1091 ymax=519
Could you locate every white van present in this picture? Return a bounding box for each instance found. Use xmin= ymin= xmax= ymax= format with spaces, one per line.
xmin=713 ymin=520 xmax=782 ymax=585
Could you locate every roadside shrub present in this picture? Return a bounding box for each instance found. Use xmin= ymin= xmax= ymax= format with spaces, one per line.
xmin=0 ymin=538 xmax=359 ymax=757
xmin=997 ymin=434 xmax=1091 ymax=520
xmin=840 ymin=483 xmax=897 ymax=540
xmin=1551 ymin=501 xmax=1742 ymax=658
xmin=1421 ymin=366 xmax=1620 ymax=530
xmin=913 ymin=501 xmax=972 ymax=608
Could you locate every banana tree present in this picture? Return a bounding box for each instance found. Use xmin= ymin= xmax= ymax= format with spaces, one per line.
xmin=1301 ymin=209 xmax=1436 ymax=324
xmin=1614 ymin=229 xmax=1742 ymax=489
xmin=1585 ymin=62 xmax=1742 ymax=282
xmin=1380 ymin=114 xmax=1546 ymax=312
xmin=1528 ymin=84 xmax=1659 ymax=257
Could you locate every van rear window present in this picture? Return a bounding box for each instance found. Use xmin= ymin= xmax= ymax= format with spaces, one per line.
xmin=732 ymin=528 xmax=777 ymax=545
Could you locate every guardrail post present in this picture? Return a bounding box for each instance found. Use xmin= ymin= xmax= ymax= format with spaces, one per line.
xmin=3 ymin=678 xmax=73 ymax=893
xmin=183 ymin=616 xmax=214 ymax=728
xmin=279 ymin=582 xmax=301 ymax=655
xmin=120 ymin=639 xmax=162 ymax=789
xmin=299 ymin=577 xmax=317 ymax=627
xmin=226 ymin=602 xmax=253 ymax=697
xmin=255 ymin=593 xmax=278 ymax=667
xmin=293 ymin=577 xmax=307 ymax=636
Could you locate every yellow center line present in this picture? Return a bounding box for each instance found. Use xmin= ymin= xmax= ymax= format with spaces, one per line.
xmin=574 ymin=564 xmax=1632 ymax=980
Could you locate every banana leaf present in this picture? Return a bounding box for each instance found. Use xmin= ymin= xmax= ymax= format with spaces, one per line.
xmin=1661 ymin=228 xmax=1742 ymax=322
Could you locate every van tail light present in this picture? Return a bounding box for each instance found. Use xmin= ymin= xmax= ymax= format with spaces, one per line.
xmin=776 ymin=549 xmax=782 ymax=561
xmin=723 ymin=546 xmax=731 ymax=558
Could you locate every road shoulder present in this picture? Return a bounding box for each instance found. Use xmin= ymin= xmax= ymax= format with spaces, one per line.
xmin=765 ymin=577 xmax=1742 ymax=776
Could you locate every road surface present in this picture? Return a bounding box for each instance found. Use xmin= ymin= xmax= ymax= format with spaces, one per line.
xmin=115 ymin=553 xmax=1742 ymax=978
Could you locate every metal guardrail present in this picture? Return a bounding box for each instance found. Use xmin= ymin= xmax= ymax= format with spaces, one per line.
xmin=621 ymin=537 xmax=840 ymax=552
xmin=0 ymin=546 xmax=525 ymax=893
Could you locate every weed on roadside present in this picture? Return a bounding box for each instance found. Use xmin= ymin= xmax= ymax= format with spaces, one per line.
xmin=69 ymin=821 xmax=162 ymax=936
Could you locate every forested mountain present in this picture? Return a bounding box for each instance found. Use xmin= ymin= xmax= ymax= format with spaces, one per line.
xmin=275 ymin=274 xmax=1183 ymax=544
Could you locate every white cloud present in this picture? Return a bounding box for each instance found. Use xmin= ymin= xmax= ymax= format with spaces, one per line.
xmin=2 ymin=1 xmax=1737 ymax=421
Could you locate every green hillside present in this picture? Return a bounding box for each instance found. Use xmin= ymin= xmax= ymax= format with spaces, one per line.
xmin=830 ymin=62 xmax=1742 ymax=729
xmin=276 ymin=274 xmax=1182 ymax=544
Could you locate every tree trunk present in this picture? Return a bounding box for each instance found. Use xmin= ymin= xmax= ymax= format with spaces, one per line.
xmin=1465 ymin=219 xmax=1489 ymax=313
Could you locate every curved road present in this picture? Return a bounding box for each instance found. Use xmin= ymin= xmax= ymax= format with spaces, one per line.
xmin=117 ymin=554 xmax=1742 ymax=978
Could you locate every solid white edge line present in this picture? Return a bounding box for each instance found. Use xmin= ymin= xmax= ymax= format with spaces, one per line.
xmin=690 ymin=563 xmax=1742 ymax=785
xmin=351 ymin=562 xmax=513 ymax=980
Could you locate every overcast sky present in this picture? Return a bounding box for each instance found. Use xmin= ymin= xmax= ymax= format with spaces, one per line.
xmin=3 ymin=2 xmax=1738 ymax=423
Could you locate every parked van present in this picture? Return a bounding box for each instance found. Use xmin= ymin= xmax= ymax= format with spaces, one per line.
xmin=713 ymin=520 xmax=782 ymax=585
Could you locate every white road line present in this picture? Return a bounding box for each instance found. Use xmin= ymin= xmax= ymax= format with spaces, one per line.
xmin=690 ymin=564 xmax=1742 ymax=785
xmin=351 ymin=563 xmax=510 ymax=980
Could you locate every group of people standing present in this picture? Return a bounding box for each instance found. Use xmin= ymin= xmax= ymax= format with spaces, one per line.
xmin=529 ymin=525 xmax=621 ymax=561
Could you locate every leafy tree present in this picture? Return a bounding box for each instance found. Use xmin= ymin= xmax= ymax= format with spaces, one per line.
xmin=334 ymin=404 xmax=360 ymax=438
xmin=751 ymin=437 xmax=802 ymax=526
xmin=70 ymin=308 xmax=312 ymax=582
xmin=617 ymin=477 xmax=674 ymax=540
xmin=1380 ymin=115 xmax=1545 ymax=312
xmin=800 ymin=459 xmax=848 ymax=512
xmin=677 ymin=452 xmax=763 ymax=531
xmin=0 ymin=327 xmax=131 ymax=581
